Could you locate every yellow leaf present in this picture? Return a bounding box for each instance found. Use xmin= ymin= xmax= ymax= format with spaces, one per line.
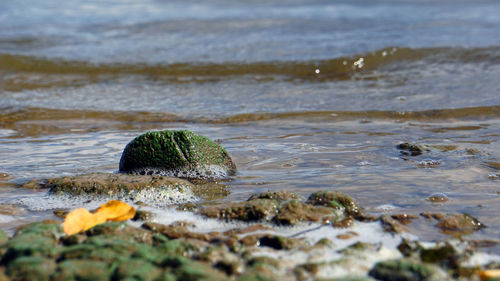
xmin=95 ymin=200 xmax=136 ymax=222
xmin=63 ymin=208 xmax=103 ymax=235
xmin=62 ymin=200 xmax=136 ymax=235
xmin=479 ymin=269 xmax=500 ymax=280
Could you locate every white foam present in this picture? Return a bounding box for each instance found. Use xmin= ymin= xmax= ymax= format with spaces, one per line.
xmin=128 ymin=164 xmax=231 ymax=180
xmin=12 ymin=186 xmax=200 ymax=211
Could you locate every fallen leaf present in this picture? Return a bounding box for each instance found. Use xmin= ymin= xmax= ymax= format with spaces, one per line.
xmin=62 ymin=200 xmax=136 ymax=235
xmin=63 ymin=208 xmax=103 ymax=235
xmin=479 ymin=269 xmax=500 ymax=280
xmin=95 ymin=200 xmax=136 ymax=222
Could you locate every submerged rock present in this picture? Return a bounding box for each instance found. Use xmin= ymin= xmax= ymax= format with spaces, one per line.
xmin=397 ymin=142 xmax=427 ymax=156
xmin=436 ymin=213 xmax=484 ymax=235
xmin=119 ymin=130 xmax=236 ymax=179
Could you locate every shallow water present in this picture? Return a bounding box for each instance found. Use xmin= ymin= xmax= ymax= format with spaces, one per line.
xmin=1 ymin=0 xmax=500 ymax=254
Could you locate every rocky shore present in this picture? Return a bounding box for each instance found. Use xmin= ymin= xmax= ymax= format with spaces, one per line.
xmin=1 ymin=131 xmax=499 ymax=281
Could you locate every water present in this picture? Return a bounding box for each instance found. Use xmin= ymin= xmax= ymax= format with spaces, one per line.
xmin=1 ymin=0 xmax=500 ymax=253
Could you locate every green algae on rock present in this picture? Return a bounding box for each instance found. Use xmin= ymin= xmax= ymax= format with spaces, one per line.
xmin=119 ymin=130 xmax=236 ymax=179
xmin=369 ymin=259 xmax=450 ymax=281
xmin=200 ymin=190 xmax=360 ymax=226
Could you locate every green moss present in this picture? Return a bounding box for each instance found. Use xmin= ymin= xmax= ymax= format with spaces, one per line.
xmin=6 ymin=256 xmax=56 ymax=281
xmin=369 ymin=259 xmax=444 ymax=281
xmin=52 ymin=259 xmax=112 ymax=281
xmin=119 ymin=130 xmax=236 ymax=179
xmin=306 ymin=191 xmax=362 ymax=217
xmin=113 ymin=259 xmax=162 ymax=281
xmin=46 ymin=173 xmax=194 ymax=196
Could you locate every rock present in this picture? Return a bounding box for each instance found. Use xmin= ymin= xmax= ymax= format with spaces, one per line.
xmin=6 ymin=256 xmax=57 ymax=281
xmin=113 ymin=259 xmax=162 ymax=281
xmin=133 ymin=210 xmax=154 ymax=222
xmin=436 ymin=214 xmax=483 ymax=235
xmin=273 ymin=200 xmax=336 ymax=226
xmin=200 ymin=199 xmax=279 ymax=222
xmin=306 ymin=191 xmax=362 ymax=217
xmin=188 ymin=179 xmax=231 ymax=201
xmin=119 ymin=130 xmax=236 ymax=179
xmin=380 ymin=215 xmax=409 ymax=234
xmin=258 ymin=234 xmax=302 ymax=250
xmin=391 ymin=214 xmax=419 ymax=225
xmin=1 ymin=222 xmax=62 ymax=264
xmin=247 ymin=190 xmax=304 ymax=202
xmin=397 ymin=143 xmax=427 ymax=156
xmin=44 ymin=172 xmax=194 ymax=198
xmin=52 ymin=259 xmax=112 ymax=281
xmin=161 ymin=255 xmax=229 ymax=281
xmin=369 ymin=259 xmax=450 ymax=281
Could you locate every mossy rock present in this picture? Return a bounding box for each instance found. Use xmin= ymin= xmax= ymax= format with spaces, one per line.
xmin=436 ymin=213 xmax=484 ymax=235
xmin=273 ymin=200 xmax=336 ymax=226
xmin=113 ymin=259 xmax=162 ymax=281
xmin=44 ymin=173 xmax=194 ymax=197
xmin=6 ymin=256 xmax=57 ymax=281
xmin=51 ymin=259 xmax=113 ymax=281
xmin=306 ymin=191 xmax=362 ymax=218
xmin=119 ymin=130 xmax=236 ymax=179
xmin=396 ymin=143 xmax=427 ymax=156
xmin=200 ymin=199 xmax=279 ymax=222
xmin=247 ymin=191 xmax=304 ymax=202
xmin=369 ymin=259 xmax=449 ymax=281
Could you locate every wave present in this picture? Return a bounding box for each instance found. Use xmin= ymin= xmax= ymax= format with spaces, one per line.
xmin=1 ymin=46 xmax=499 ymax=82
xmin=1 ymin=106 xmax=500 ymax=126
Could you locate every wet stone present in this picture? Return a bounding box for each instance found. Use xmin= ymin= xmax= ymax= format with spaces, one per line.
xmin=369 ymin=259 xmax=449 ymax=281
xmin=43 ymin=172 xmax=195 ymax=198
xmin=200 ymin=199 xmax=279 ymax=222
xmin=420 ymin=213 xmax=445 ymax=220
xmin=119 ymin=130 xmax=236 ymax=179
xmin=52 ymin=259 xmax=112 ymax=281
xmin=132 ymin=210 xmax=154 ymax=222
xmin=397 ymin=142 xmax=427 ymax=156
xmin=380 ymin=214 xmax=409 ymax=234
xmin=273 ymin=200 xmax=336 ymax=226
xmin=53 ymin=209 xmax=69 ymax=219
xmin=427 ymin=193 xmax=449 ymax=203
xmin=391 ymin=214 xmax=419 ymax=225
xmin=306 ymin=191 xmax=362 ymax=217
xmin=258 ymin=234 xmax=302 ymax=250
xmin=247 ymin=190 xmax=304 ymax=202
xmin=436 ymin=214 xmax=483 ymax=235
xmin=6 ymin=256 xmax=57 ymax=281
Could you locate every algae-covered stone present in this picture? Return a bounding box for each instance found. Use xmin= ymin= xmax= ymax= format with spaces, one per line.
xmin=2 ymin=222 xmax=62 ymax=264
xmin=369 ymin=259 xmax=449 ymax=281
xmin=51 ymin=259 xmax=112 ymax=281
xmin=161 ymin=255 xmax=229 ymax=281
xmin=247 ymin=191 xmax=303 ymax=202
xmin=397 ymin=143 xmax=427 ymax=156
xmin=273 ymin=200 xmax=336 ymax=226
xmin=119 ymin=130 xmax=236 ymax=179
xmin=436 ymin=213 xmax=483 ymax=235
xmin=306 ymin=191 xmax=362 ymax=217
xmin=45 ymin=173 xmax=194 ymax=198
xmin=113 ymin=259 xmax=162 ymax=281
xmin=200 ymin=199 xmax=279 ymax=222
xmin=6 ymin=256 xmax=56 ymax=281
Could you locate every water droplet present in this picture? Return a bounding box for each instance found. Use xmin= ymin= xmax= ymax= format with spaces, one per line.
xmin=315 ymin=69 xmax=320 ymax=74
xmin=382 ymin=51 xmax=388 ymax=57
